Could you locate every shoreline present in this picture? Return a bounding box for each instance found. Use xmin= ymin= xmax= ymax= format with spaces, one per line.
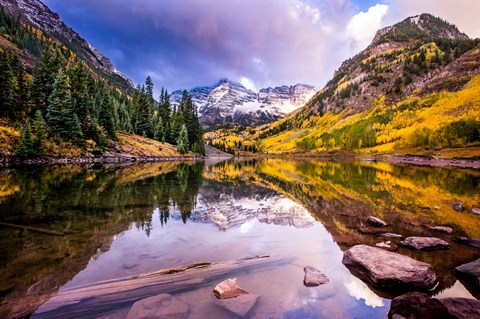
xmin=0 ymin=154 xmax=204 ymax=167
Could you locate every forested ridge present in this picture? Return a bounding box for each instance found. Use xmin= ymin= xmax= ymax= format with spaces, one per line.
xmin=0 ymin=6 xmax=204 ymax=158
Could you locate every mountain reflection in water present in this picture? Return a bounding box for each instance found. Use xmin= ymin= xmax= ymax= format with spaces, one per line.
xmin=0 ymin=159 xmax=479 ymax=318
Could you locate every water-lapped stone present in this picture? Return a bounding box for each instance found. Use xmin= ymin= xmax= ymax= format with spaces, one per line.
xmin=213 ymin=278 xmax=258 ymax=318
xmin=213 ymin=278 xmax=248 ymax=299
xmin=454 ymin=237 xmax=480 ymax=248
xmin=342 ymin=245 xmax=437 ymax=290
xmin=214 ymin=293 xmax=259 ymax=318
xmin=455 ymin=257 xmax=480 ymax=289
xmin=451 ymin=202 xmax=466 ymax=212
xmin=367 ymin=216 xmax=387 ymax=227
xmin=388 ymin=292 xmax=450 ymax=319
xmin=400 ymin=237 xmax=449 ymax=251
xmin=303 ymin=266 xmax=329 ymax=287
xmin=429 ymin=226 xmax=453 ymax=234
xmin=439 ymin=298 xmax=480 ymax=319
xmin=125 ymin=294 xmax=189 ymax=319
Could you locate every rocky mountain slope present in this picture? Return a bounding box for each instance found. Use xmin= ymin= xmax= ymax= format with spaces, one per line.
xmin=0 ymin=0 xmax=133 ymax=92
xmin=171 ymin=79 xmax=317 ymax=127
xmin=254 ymin=13 xmax=480 ymax=154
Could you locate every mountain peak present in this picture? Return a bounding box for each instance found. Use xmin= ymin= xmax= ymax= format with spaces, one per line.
xmin=371 ymin=13 xmax=469 ymax=47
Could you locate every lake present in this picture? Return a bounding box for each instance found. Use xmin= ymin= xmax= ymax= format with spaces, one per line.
xmin=0 ymin=159 xmax=479 ymax=318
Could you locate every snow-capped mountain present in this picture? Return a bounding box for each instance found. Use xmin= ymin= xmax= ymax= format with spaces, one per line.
xmin=171 ymin=79 xmax=317 ymax=126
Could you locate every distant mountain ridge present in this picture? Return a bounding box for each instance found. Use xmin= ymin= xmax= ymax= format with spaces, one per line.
xmin=0 ymin=0 xmax=134 ymax=92
xmin=171 ymin=79 xmax=317 ymax=127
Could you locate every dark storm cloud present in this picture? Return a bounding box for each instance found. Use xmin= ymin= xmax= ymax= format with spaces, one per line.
xmin=42 ymin=0 xmax=479 ymax=95
xmin=44 ymin=0 xmax=358 ymax=93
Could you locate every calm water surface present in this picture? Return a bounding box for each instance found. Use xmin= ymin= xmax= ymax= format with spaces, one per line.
xmin=0 ymin=159 xmax=479 ymax=318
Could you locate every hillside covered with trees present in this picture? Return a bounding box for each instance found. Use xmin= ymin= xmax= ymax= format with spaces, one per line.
xmin=0 ymin=6 xmax=204 ymax=159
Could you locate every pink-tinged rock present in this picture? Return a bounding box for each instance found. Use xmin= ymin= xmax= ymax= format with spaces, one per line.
xmin=125 ymin=294 xmax=189 ymax=319
xmin=213 ymin=278 xmax=248 ymax=299
xmin=367 ymin=216 xmax=387 ymax=227
xmin=303 ymin=266 xmax=329 ymax=287
xmin=455 ymin=257 xmax=480 ymax=290
xmin=214 ymin=293 xmax=259 ymax=318
xmin=342 ymin=245 xmax=437 ymax=290
xmin=400 ymin=237 xmax=449 ymax=251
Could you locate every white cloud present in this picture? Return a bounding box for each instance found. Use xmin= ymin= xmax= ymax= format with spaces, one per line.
xmin=346 ymin=4 xmax=389 ymax=50
xmin=345 ymin=277 xmax=384 ymax=308
xmin=240 ymin=77 xmax=257 ymax=91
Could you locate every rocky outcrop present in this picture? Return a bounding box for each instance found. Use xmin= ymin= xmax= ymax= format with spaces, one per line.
xmin=342 ymin=245 xmax=437 ymax=290
xmin=455 ymin=258 xmax=480 ymax=290
xmin=399 ymin=237 xmax=449 ymax=251
xmin=388 ymin=292 xmax=450 ymax=319
xmin=303 ymin=266 xmax=329 ymax=287
xmin=171 ymin=79 xmax=317 ymax=126
xmin=125 ymin=294 xmax=189 ymax=319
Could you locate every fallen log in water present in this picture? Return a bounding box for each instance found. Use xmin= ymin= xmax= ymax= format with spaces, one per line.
xmin=34 ymin=255 xmax=287 ymax=318
xmin=0 ymin=222 xmax=67 ymax=236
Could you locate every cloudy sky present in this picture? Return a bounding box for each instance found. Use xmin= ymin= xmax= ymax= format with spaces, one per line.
xmin=43 ymin=0 xmax=479 ymax=95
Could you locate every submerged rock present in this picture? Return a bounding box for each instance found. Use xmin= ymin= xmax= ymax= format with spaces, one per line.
xmin=367 ymin=216 xmax=387 ymax=227
xmin=455 ymin=257 xmax=480 ymax=290
xmin=214 ymin=293 xmax=259 ymax=318
xmin=304 ymin=266 xmax=329 ymax=287
xmin=213 ymin=278 xmax=258 ymax=317
xmin=439 ymin=298 xmax=480 ymax=319
xmin=451 ymin=202 xmax=466 ymax=212
xmin=388 ymin=292 xmax=450 ymax=319
xmin=342 ymin=245 xmax=437 ymax=290
xmin=400 ymin=236 xmax=449 ymax=251
xmin=429 ymin=226 xmax=453 ymax=234
xmin=125 ymin=294 xmax=189 ymax=319
xmin=454 ymin=237 xmax=480 ymax=248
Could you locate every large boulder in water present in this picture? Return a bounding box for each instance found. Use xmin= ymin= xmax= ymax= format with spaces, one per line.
xmin=455 ymin=257 xmax=480 ymax=290
xmin=388 ymin=292 xmax=450 ymax=319
xmin=400 ymin=237 xmax=449 ymax=251
xmin=342 ymin=245 xmax=437 ymax=290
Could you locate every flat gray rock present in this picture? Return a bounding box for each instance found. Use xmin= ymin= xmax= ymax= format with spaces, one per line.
xmin=429 ymin=226 xmax=453 ymax=234
xmin=342 ymin=245 xmax=437 ymax=290
xmin=454 ymin=237 xmax=480 ymax=248
xmin=455 ymin=257 xmax=480 ymax=289
xmin=367 ymin=216 xmax=387 ymax=227
xmin=304 ymin=266 xmax=329 ymax=287
xmin=125 ymin=294 xmax=189 ymax=319
xmin=400 ymin=236 xmax=449 ymax=251
xmin=382 ymin=233 xmax=403 ymax=238
xmin=439 ymin=298 xmax=480 ymax=319
xmin=472 ymin=208 xmax=480 ymax=215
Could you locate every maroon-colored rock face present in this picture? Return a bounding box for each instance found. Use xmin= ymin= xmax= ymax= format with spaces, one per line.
xmin=303 ymin=266 xmax=329 ymax=287
xmin=388 ymin=292 xmax=450 ymax=319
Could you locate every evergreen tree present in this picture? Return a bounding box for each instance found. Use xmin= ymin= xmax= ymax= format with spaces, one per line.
xmin=177 ymin=124 xmax=189 ymax=154
xmin=0 ymin=51 xmax=19 ymax=119
xmin=47 ymin=68 xmax=71 ymax=136
xmin=98 ymin=88 xmax=117 ymax=139
xmin=154 ymin=116 xmax=165 ymax=142
xmin=32 ymin=110 xmax=49 ymax=154
xmin=158 ymin=87 xmax=172 ymax=141
xmin=170 ymin=106 xmax=184 ymax=144
xmin=69 ymin=113 xmax=84 ymax=147
xmin=16 ymin=121 xmax=34 ymax=158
